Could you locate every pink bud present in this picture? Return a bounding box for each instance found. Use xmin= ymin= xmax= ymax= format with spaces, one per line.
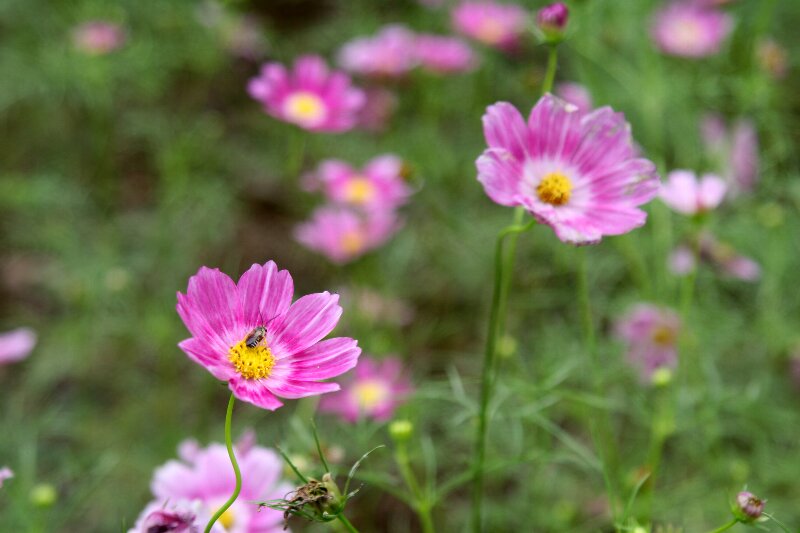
xmin=536 ymin=2 xmax=569 ymax=40
xmin=736 ymin=491 xmax=765 ymax=520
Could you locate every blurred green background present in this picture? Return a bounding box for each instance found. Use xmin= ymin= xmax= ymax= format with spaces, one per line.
xmin=1 ymin=0 xmax=798 ymax=530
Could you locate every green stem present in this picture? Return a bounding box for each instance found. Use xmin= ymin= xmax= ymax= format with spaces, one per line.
xmin=705 ymin=519 xmax=739 ymax=533
xmin=286 ymin=127 xmax=307 ymax=179
xmin=471 ymin=218 xmax=535 ymax=532
xmin=204 ymin=393 xmax=242 ymax=533
xmin=336 ymin=514 xmax=359 ymax=533
xmin=542 ymin=45 xmax=559 ymax=95
xmin=577 ymin=249 xmax=596 ymax=357
xmin=395 ymin=445 xmax=435 ymax=533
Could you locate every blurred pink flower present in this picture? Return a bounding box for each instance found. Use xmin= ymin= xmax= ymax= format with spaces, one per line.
xmin=555 ymin=82 xmax=593 ymax=113
xmin=616 ymin=304 xmax=681 ymax=383
xmin=150 ymin=439 xmax=292 ymax=532
xmin=304 ymin=155 xmax=411 ymax=211
xmin=0 ymin=467 xmax=13 ymax=488
xmin=177 ymin=261 xmax=361 ymax=410
xmin=452 ymin=2 xmax=528 ymax=51
xmin=668 ymin=233 xmax=760 ymax=282
xmin=294 ymin=207 xmax=402 ymax=264
xmin=415 ymin=34 xmax=477 ymax=74
xmin=651 ymin=2 xmax=732 ymax=58
xmin=0 ymin=328 xmax=36 ymax=365
xmin=338 ymin=25 xmax=419 ymax=78
xmin=248 ymin=55 xmax=365 ymax=132
xmin=357 ymin=87 xmax=398 ymax=131
xmin=660 ymin=170 xmax=727 ymax=215
xmin=757 ymin=39 xmax=788 ymax=79
xmin=319 ymin=356 xmax=413 ymax=423
xmin=476 ymin=94 xmax=660 ymax=245
xmin=72 ymin=21 xmax=126 ymax=55
xmin=700 ymin=113 xmax=759 ymax=195
xmin=128 ymin=500 xmax=213 ymax=533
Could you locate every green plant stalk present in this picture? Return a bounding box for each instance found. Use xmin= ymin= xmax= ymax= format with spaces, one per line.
xmin=287 ymin=126 xmax=307 ymax=179
xmin=542 ymin=45 xmax=559 ymax=95
xmin=706 ymin=519 xmax=739 ymax=533
xmin=205 ymin=393 xmax=242 ymax=533
xmin=471 ymin=218 xmax=536 ymax=531
xmin=336 ymin=514 xmax=359 ymax=533
xmin=395 ymin=444 xmax=435 ymax=533
xmin=639 ymin=384 xmax=674 ymax=520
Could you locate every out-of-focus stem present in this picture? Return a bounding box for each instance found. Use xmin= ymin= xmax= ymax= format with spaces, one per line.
xmin=542 ymin=45 xmax=559 ymax=95
xmin=204 ymin=393 xmax=241 ymax=533
xmin=706 ymin=519 xmax=739 ymax=533
xmin=395 ymin=444 xmax=435 ymax=533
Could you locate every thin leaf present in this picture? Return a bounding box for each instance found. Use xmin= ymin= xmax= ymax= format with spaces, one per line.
xmin=310 ymin=418 xmax=330 ymax=474
xmin=344 ymin=445 xmax=385 ymax=497
xmin=276 ymin=445 xmax=308 ymax=484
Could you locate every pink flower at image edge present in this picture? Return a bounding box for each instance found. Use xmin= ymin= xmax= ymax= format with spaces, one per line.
xmin=0 ymin=328 xmax=36 ymax=365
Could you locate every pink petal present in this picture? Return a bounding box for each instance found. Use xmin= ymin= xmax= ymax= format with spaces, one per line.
xmin=483 ymin=102 xmax=530 ymax=160
xmin=279 ymin=337 xmax=360 ymax=379
xmin=476 ymin=148 xmax=524 ymax=206
xmin=527 ymin=94 xmax=583 ymax=163
xmin=177 ymin=338 xmax=235 ymax=381
xmin=228 ymin=378 xmax=284 ymax=411
xmin=264 ymin=378 xmax=340 ymax=399
xmin=271 ymin=292 xmax=342 ymax=355
xmin=177 ymin=267 xmax=243 ymax=347
xmin=237 ymin=262 xmax=294 ymax=327
xmin=698 ymin=174 xmax=727 ymax=209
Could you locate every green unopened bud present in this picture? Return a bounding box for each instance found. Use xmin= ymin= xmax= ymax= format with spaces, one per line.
xmin=497 ymin=335 xmax=517 ymax=358
xmin=389 ymin=419 xmax=413 ymax=442
xmin=30 ymin=483 xmax=57 ymax=507
xmin=651 ymin=367 xmax=673 ymax=387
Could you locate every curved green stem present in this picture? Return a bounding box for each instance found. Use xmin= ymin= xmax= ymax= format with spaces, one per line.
xmin=205 ymin=393 xmax=242 ymax=533
xmin=542 ymin=45 xmax=559 ymax=95
xmin=471 ymin=218 xmax=536 ymax=532
xmin=706 ymin=519 xmax=739 ymax=533
xmin=336 ymin=514 xmax=359 ymax=533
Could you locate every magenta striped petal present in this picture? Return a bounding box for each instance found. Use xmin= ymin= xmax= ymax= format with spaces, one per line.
xmin=271 ymin=292 xmax=342 ymax=355
xmin=264 ymin=378 xmax=340 ymax=399
xmin=177 ymin=338 xmax=234 ymax=381
xmin=483 ymin=102 xmax=530 ymax=160
xmin=279 ymin=337 xmax=360 ymax=379
xmin=237 ymin=261 xmax=294 ymax=327
xmin=229 ymin=378 xmax=284 ymax=411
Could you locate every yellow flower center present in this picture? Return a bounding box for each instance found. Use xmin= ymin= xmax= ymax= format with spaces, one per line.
xmin=651 ymin=326 xmax=675 ymax=346
xmin=343 ymin=176 xmax=376 ymax=205
xmin=340 ymin=230 xmax=365 ymax=255
xmin=219 ymin=507 xmax=236 ymax=529
xmin=354 ymin=380 xmax=389 ymax=410
xmin=284 ymin=91 xmax=326 ymax=124
xmin=477 ymin=19 xmax=505 ymax=44
xmin=536 ymin=172 xmax=573 ymax=205
xmin=228 ymin=336 xmax=275 ymax=380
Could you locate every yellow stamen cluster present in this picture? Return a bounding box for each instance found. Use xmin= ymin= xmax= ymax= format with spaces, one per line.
xmin=228 ymin=338 xmax=275 ymax=380
xmin=284 ymin=91 xmax=325 ymax=122
xmin=354 ymin=381 xmax=389 ymax=410
xmin=651 ymin=326 xmax=675 ymax=346
xmin=344 ymin=176 xmax=376 ymax=205
xmin=536 ymin=172 xmax=573 ymax=206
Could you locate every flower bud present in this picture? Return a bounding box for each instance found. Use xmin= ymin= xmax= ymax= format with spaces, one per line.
xmin=536 ymin=2 xmax=569 ymax=43
xmin=389 ymin=419 xmax=413 ymax=442
xmin=734 ymin=491 xmax=765 ymax=522
xmin=30 ymin=483 xmax=57 ymax=507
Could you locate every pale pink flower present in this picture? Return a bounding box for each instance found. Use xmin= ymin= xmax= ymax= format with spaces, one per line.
xmin=338 ymin=25 xmax=418 ymax=78
xmin=294 ymin=207 xmax=402 ymax=264
xmin=555 ymin=82 xmax=593 ymax=114
xmin=651 ymin=2 xmax=732 ymax=58
xmin=248 ymin=55 xmax=365 ymax=132
xmin=700 ymin=113 xmax=759 ymax=195
xmin=304 ymin=155 xmax=411 ymax=211
xmin=150 ymin=439 xmax=292 ymax=532
xmin=660 ymin=170 xmax=727 ymax=215
xmin=177 ymin=261 xmax=361 ymax=410
xmin=128 ymin=500 xmax=212 ymax=533
xmin=0 ymin=328 xmax=36 ymax=365
xmin=319 ymin=356 xmax=413 ymax=423
xmin=452 ymin=2 xmax=528 ymax=52
xmin=669 ymin=233 xmax=760 ymax=282
xmin=415 ymin=34 xmax=477 ymax=74
xmin=72 ymin=21 xmax=126 ymax=55
xmin=616 ymin=304 xmax=681 ymax=383
xmin=357 ymin=87 xmax=398 ymax=131
xmin=0 ymin=467 xmax=13 ymax=488
xmin=477 ymin=94 xmax=660 ymax=245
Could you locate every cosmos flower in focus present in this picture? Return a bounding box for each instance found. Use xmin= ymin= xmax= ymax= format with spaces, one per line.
xmin=248 ymin=55 xmax=365 ymax=132
xmin=700 ymin=113 xmax=759 ymax=196
xmin=669 ymin=232 xmax=760 ymax=282
xmin=303 ymin=155 xmax=411 ymax=211
xmin=294 ymin=207 xmax=402 ymax=264
xmin=659 ymin=170 xmax=727 ymax=215
xmin=415 ymin=34 xmax=477 ymax=74
xmin=651 ymin=2 xmax=732 ymax=58
xmin=149 ymin=439 xmax=292 ymax=532
xmin=476 ymin=94 xmax=660 ymax=245
xmin=616 ymin=304 xmax=681 ymax=383
xmin=0 ymin=467 xmax=13 ymax=488
xmin=177 ymin=261 xmax=361 ymax=410
xmin=338 ymin=25 xmax=419 ymax=78
xmin=555 ymin=82 xmax=593 ymax=114
xmin=452 ymin=2 xmax=528 ymax=52
xmin=72 ymin=21 xmax=126 ymax=55
xmin=0 ymin=328 xmax=36 ymax=365
xmin=319 ymin=356 xmax=413 ymax=423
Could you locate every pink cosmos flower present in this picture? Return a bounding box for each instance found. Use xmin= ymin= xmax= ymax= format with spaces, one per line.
xmin=0 ymin=467 xmax=13 ymax=488
xmin=294 ymin=207 xmax=402 ymax=264
xmin=176 ymin=261 xmax=361 ymax=410
xmin=669 ymin=233 xmax=760 ymax=282
xmin=357 ymin=87 xmax=398 ymax=132
xmin=72 ymin=21 xmax=126 ymax=55
xmin=248 ymin=55 xmax=365 ymax=132
xmin=616 ymin=304 xmax=681 ymax=383
xmin=555 ymin=82 xmax=593 ymax=114
xmin=452 ymin=2 xmax=528 ymax=52
xmin=303 ymin=155 xmax=411 ymax=211
xmin=0 ymin=328 xmax=36 ymax=365
xmin=660 ymin=170 xmax=727 ymax=215
xmin=415 ymin=34 xmax=477 ymax=74
xmin=150 ymin=439 xmax=292 ymax=532
xmin=319 ymin=356 xmax=413 ymax=423
xmin=651 ymin=2 xmax=732 ymax=58
xmin=476 ymin=94 xmax=660 ymax=245
xmin=338 ymin=25 xmax=418 ymax=78
xmin=128 ymin=500 xmax=213 ymax=533
xmin=701 ymin=113 xmax=759 ymax=195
